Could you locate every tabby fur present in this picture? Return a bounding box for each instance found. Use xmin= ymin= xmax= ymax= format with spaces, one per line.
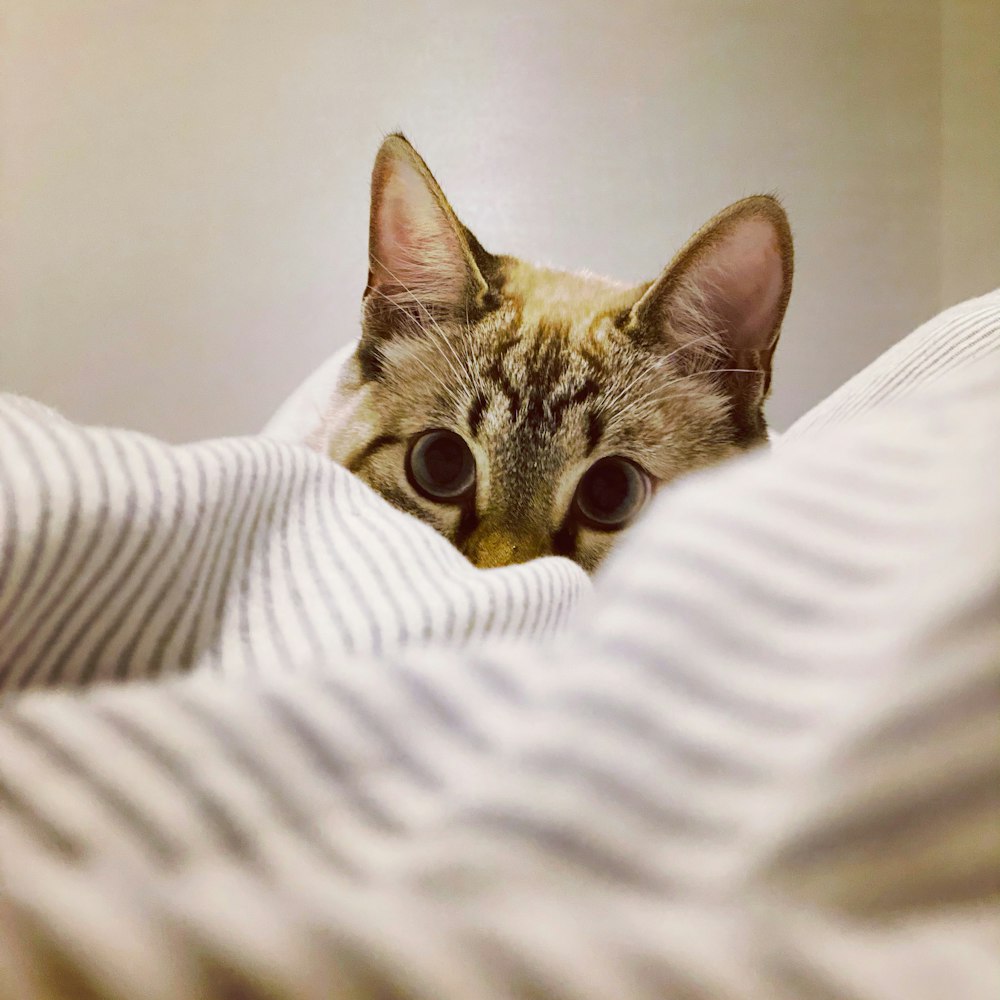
xmin=311 ymin=135 xmax=793 ymax=572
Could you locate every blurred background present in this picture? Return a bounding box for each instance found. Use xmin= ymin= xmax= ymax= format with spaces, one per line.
xmin=2 ymin=1 xmax=997 ymax=442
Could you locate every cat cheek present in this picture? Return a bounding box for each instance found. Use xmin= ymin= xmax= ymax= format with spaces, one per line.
xmin=405 ymin=497 xmax=464 ymax=542
xmin=574 ymin=530 xmax=619 ymax=574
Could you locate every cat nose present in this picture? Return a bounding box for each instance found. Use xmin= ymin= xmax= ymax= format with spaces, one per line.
xmin=466 ymin=528 xmax=548 ymax=569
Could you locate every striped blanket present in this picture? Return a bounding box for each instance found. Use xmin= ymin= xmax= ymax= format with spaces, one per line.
xmin=1 ymin=291 xmax=998 ymax=999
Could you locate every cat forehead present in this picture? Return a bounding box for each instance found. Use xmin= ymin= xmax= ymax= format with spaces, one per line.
xmin=496 ymin=257 xmax=644 ymax=331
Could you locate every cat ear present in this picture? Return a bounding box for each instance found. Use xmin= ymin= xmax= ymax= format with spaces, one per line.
xmin=633 ymin=195 xmax=793 ymax=442
xmin=366 ymin=134 xmax=488 ymax=316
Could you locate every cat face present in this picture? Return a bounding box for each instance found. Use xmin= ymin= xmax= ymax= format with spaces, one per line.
xmin=313 ymin=135 xmax=793 ymax=573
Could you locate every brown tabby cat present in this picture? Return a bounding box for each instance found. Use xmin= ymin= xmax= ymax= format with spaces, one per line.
xmin=311 ymin=134 xmax=793 ymax=572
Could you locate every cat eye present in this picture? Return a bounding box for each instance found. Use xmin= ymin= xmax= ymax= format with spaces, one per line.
xmin=574 ymin=457 xmax=651 ymax=531
xmin=406 ymin=429 xmax=477 ymax=503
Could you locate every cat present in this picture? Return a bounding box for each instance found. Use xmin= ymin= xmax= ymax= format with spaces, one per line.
xmin=310 ymin=134 xmax=793 ymax=573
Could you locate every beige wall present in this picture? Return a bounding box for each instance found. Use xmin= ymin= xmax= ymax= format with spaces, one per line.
xmin=1 ymin=1 xmax=993 ymax=442
xmin=942 ymin=0 xmax=1000 ymax=306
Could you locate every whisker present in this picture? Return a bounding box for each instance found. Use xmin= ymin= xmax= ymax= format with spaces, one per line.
xmin=596 ymin=332 xmax=724 ymax=416
xmin=368 ymin=254 xmax=476 ymax=391
xmin=603 ymin=367 xmax=761 ymax=427
xmin=367 ymin=286 xmax=470 ymax=396
xmin=464 ymin=296 xmax=489 ymax=398
xmin=368 ymin=337 xmax=466 ymax=411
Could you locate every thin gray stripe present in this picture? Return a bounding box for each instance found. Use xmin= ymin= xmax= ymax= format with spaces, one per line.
xmin=314 ymin=676 xmax=438 ymax=788
xmin=467 ymin=655 xmax=527 ymax=705
xmin=2 ymin=712 xmax=180 ymax=863
xmin=520 ymin=748 xmax=731 ymax=837
xmin=534 ymin=562 xmax=557 ymax=638
xmin=277 ymin=451 xmax=332 ymax=663
xmin=857 ymin=315 xmax=999 ymax=408
xmin=541 ymin=562 xmax=565 ymax=637
xmin=522 ymin=564 xmax=545 ymax=639
xmin=5 ymin=426 xmax=111 ymax=690
xmin=294 ymin=454 xmax=353 ymax=653
xmin=28 ymin=434 xmax=137 ymax=689
xmin=509 ymin=566 xmax=533 ymax=638
xmin=91 ymin=705 xmax=262 ymax=865
xmin=799 ymin=311 xmax=997 ymax=431
xmin=478 ymin=562 xmax=498 ymax=636
xmin=322 ymin=478 xmax=390 ymax=652
xmin=0 ymin=412 xmax=53 ymax=639
xmin=0 ymin=416 xmax=80 ymax=670
xmin=168 ymin=689 xmax=356 ymax=871
xmin=823 ymin=313 xmax=988 ymax=421
xmin=337 ymin=474 xmax=407 ymax=653
xmin=459 ymin=807 xmax=674 ymax=890
xmin=628 ymin=583 xmax=806 ymax=669
xmin=384 ymin=496 xmax=456 ymax=641
xmin=411 ymin=528 xmax=462 ymax=642
xmin=636 ymin=513 xmax=884 ymax=592
xmin=199 ymin=441 xmax=254 ymax=669
xmin=110 ymin=445 xmax=191 ymax=681
xmin=551 ymin=561 xmax=569 ymax=634
xmin=391 ymin=663 xmax=490 ymax=751
xmin=254 ymin=443 xmax=300 ymax=668
xmin=552 ymin=691 xmax=767 ymax=782
xmin=350 ymin=489 xmax=430 ymax=644
xmin=72 ymin=436 xmax=177 ymax=685
xmin=244 ymin=441 xmax=292 ymax=672
xmin=0 ymin=764 xmax=82 ymax=858
xmin=149 ymin=448 xmax=211 ymax=675
xmin=0 ymin=416 xmax=20 ymax=619
xmin=606 ymin=635 xmax=808 ymax=729
xmin=233 ymin=443 xmax=275 ymax=674
xmin=51 ymin=434 xmax=159 ymax=686
xmin=839 ymin=313 xmax=985 ymax=413
xmin=497 ymin=568 xmax=516 ymax=636
xmin=259 ymin=687 xmax=403 ymax=833
xmin=306 ymin=460 xmax=367 ymax=654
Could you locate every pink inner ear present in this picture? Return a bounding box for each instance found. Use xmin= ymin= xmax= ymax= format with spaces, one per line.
xmin=693 ymin=217 xmax=785 ymax=352
xmin=371 ymin=160 xmax=465 ymax=301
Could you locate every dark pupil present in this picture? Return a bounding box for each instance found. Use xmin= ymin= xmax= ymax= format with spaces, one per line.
xmin=584 ymin=462 xmax=629 ymax=517
xmin=423 ymin=436 xmax=466 ymax=488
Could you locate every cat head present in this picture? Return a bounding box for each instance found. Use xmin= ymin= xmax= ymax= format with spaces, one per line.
xmin=317 ymin=134 xmax=793 ymax=572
